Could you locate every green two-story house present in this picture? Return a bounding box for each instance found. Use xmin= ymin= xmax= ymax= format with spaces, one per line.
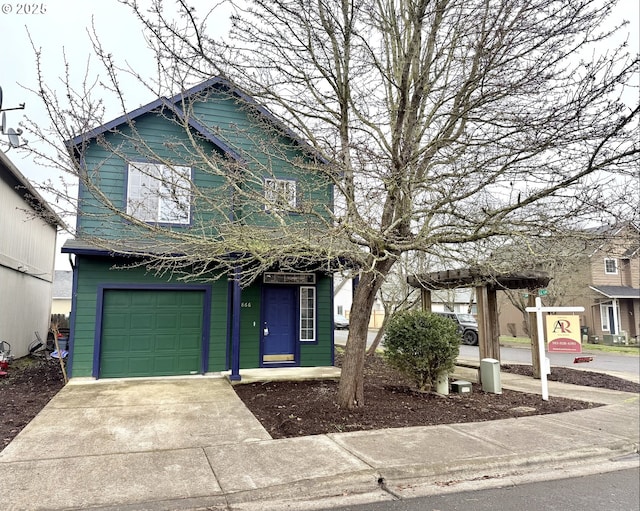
xmin=63 ymin=78 xmax=336 ymax=380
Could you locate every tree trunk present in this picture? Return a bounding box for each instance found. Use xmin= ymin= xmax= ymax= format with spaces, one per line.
xmin=337 ymin=258 xmax=396 ymax=408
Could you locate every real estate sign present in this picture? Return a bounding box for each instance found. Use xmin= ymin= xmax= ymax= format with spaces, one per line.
xmin=546 ymin=314 xmax=582 ymax=353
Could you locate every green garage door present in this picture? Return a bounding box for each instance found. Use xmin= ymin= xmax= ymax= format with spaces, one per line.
xmin=100 ymin=289 xmax=204 ymax=378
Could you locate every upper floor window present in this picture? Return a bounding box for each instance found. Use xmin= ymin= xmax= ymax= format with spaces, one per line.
xmin=264 ymin=178 xmax=297 ymax=211
xmin=127 ymin=162 xmax=191 ymax=225
xmin=604 ymin=258 xmax=618 ymax=275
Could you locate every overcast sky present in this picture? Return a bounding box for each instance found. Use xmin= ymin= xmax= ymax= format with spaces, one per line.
xmin=1 ymin=0 xmax=638 ymax=270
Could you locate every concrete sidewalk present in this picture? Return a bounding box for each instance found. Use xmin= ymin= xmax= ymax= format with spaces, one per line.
xmin=1 ymin=369 xmax=638 ymax=511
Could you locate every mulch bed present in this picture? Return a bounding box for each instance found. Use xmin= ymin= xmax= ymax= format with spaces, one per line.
xmin=0 ymin=358 xmax=65 ymax=450
xmin=233 ymin=353 xmax=633 ymax=439
xmin=1 ymin=353 xmax=637 ymax=448
xmin=502 ymin=364 xmax=640 ymax=393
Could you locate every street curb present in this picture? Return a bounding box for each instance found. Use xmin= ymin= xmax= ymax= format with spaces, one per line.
xmin=223 ymin=442 xmax=639 ymax=511
xmin=376 ymin=440 xmax=638 ymax=485
xmin=224 ymin=470 xmax=380 ymax=507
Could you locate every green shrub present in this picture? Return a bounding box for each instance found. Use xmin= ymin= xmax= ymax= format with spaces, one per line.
xmin=383 ymin=310 xmax=461 ymax=391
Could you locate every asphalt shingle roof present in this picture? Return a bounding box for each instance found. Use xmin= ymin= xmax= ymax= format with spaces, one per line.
xmin=590 ymin=285 xmax=640 ymax=299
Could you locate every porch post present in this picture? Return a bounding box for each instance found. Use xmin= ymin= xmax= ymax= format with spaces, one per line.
xmin=230 ymin=268 xmax=242 ymax=381
xmin=612 ymin=298 xmax=620 ymax=335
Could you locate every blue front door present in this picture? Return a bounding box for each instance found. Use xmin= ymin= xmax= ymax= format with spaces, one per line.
xmin=262 ymin=286 xmax=297 ymax=364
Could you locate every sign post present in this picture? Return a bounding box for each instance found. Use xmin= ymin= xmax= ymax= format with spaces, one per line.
xmin=525 ymin=297 xmax=584 ymax=400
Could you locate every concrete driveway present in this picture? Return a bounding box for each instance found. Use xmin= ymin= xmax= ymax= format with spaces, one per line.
xmin=0 ymin=377 xmax=273 ymax=509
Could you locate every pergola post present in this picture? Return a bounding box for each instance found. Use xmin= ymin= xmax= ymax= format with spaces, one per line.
xmin=421 ymin=289 xmax=432 ymax=312
xmin=487 ymin=287 xmax=501 ymax=362
xmin=476 ymin=285 xmax=500 ymax=362
xmin=476 ymin=286 xmax=490 ymax=361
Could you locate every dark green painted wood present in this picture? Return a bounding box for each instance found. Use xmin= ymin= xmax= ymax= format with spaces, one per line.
xmin=77 ymin=86 xmax=333 ymax=240
xmin=70 ymin=256 xmax=229 ymax=377
xmin=238 ymin=284 xmax=262 ymax=369
xmin=100 ymin=289 xmax=204 ymax=378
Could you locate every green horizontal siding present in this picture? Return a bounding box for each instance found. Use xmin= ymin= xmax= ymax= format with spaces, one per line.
xmin=77 ymin=86 xmax=333 ymax=241
xmin=70 ymin=265 xmax=333 ymax=377
xmin=70 ymin=256 xmax=228 ymax=377
xmin=238 ymin=284 xmax=262 ymax=369
xmin=78 ymin=112 xmax=230 ymax=238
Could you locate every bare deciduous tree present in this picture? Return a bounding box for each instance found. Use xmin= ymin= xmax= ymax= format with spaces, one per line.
xmin=22 ymin=0 xmax=639 ymax=408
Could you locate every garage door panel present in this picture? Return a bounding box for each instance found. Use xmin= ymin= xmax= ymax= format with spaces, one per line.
xmin=155 ymin=334 xmax=180 ymax=351
xmin=106 ymin=293 xmax=133 ymax=307
xmin=180 ymin=312 xmax=203 ymax=328
xmin=100 ymin=289 xmax=205 ymax=378
xmin=129 ymin=314 xmax=155 ymax=330
xmin=128 ymin=356 xmax=155 ymax=375
xmin=131 ymin=334 xmax=154 ymax=351
xmin=130 ymin=292 xmax=157 ymax=306
xmin=157 ymin=313 xmax=180 ymax=329
xmin=153 ymin=356 xmax=177 ymax=373
xmin=180 ymin=293 xmax=204 ymax=306
xmin=156 ymin=293 xmax=181 ymax=306
xmin=178 ymin=335 xmax=200 ymax=350
xmin=102 ymin=310 xmax=130 ymax=330
xmin=104 ymin=336 xmax=130 ymax=352
xmin=176 ymin=355 xmax=200 ymax=372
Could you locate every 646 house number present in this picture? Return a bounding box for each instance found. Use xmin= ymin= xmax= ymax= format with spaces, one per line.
xmin=240 ymin=302 xmax=252 ymax=308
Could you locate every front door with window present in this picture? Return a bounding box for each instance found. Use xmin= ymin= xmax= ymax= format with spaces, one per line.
xmin=601 ymin=303 xmax=620 ymax=335
xmin=262 ymin=286 xmax=297 ymax=364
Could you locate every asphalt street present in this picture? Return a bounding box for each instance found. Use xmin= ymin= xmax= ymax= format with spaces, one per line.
xmin=317 ymin=466 xmax=640 ymax=511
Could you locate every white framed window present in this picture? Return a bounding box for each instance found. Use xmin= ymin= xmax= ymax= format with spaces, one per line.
xmin=604 ymin=258 xmax=618 ymax=274
xmin=127 ymin=162 xmax=191 ymax=225
xmin=264 ymin=178 xmax=297 ymax=211
xmin=300 ymin=286 xmax=316 ymax=342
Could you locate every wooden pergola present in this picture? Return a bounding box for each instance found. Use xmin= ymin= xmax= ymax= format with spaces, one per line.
xmin=407 ymin=268 xmax=550 ymax=371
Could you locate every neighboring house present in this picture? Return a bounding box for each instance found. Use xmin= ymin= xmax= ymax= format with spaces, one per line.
xmin=63 ymin=78 xmax=335 ymax=380
xmin=498 ymin=223 xmax=640 ymax=344
xmin=0 ymin=151 xmax=62 ymax=357
xmin=430 ymin=288 xmax=477 ymax=315
xmin=333 ymin=276 xmax=385 ymax=328
xmin=51 ymin=270 xmax=73 ymax=317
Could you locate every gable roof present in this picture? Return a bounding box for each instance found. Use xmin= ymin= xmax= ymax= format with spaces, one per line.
xmin=67 ymin=77 xmax=323 ymax=164
xmin=0 ymin=150 xmax=63 ymax=227
xmin=588 ymin=222 xmax=640 ymax=258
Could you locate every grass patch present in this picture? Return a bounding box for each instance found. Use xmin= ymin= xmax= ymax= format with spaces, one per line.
xmin=499 ymin=336 xmax=639 ymax=355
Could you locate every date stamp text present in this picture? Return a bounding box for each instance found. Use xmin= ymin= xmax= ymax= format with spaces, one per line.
xmin=1 ymin=3 xmax=47 ymax=14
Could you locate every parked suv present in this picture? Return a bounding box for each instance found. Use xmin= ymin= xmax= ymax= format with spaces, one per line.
xmin=434 ymin=312 xmax=479 ymax=346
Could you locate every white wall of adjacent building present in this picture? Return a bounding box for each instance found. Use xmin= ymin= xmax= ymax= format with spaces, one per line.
xmin=0 ymin=156 xmax=59 ymax=358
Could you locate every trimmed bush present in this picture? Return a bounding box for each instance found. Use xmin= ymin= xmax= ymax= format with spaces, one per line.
xmin=384 ymin=310 xmax=461 ymax=391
